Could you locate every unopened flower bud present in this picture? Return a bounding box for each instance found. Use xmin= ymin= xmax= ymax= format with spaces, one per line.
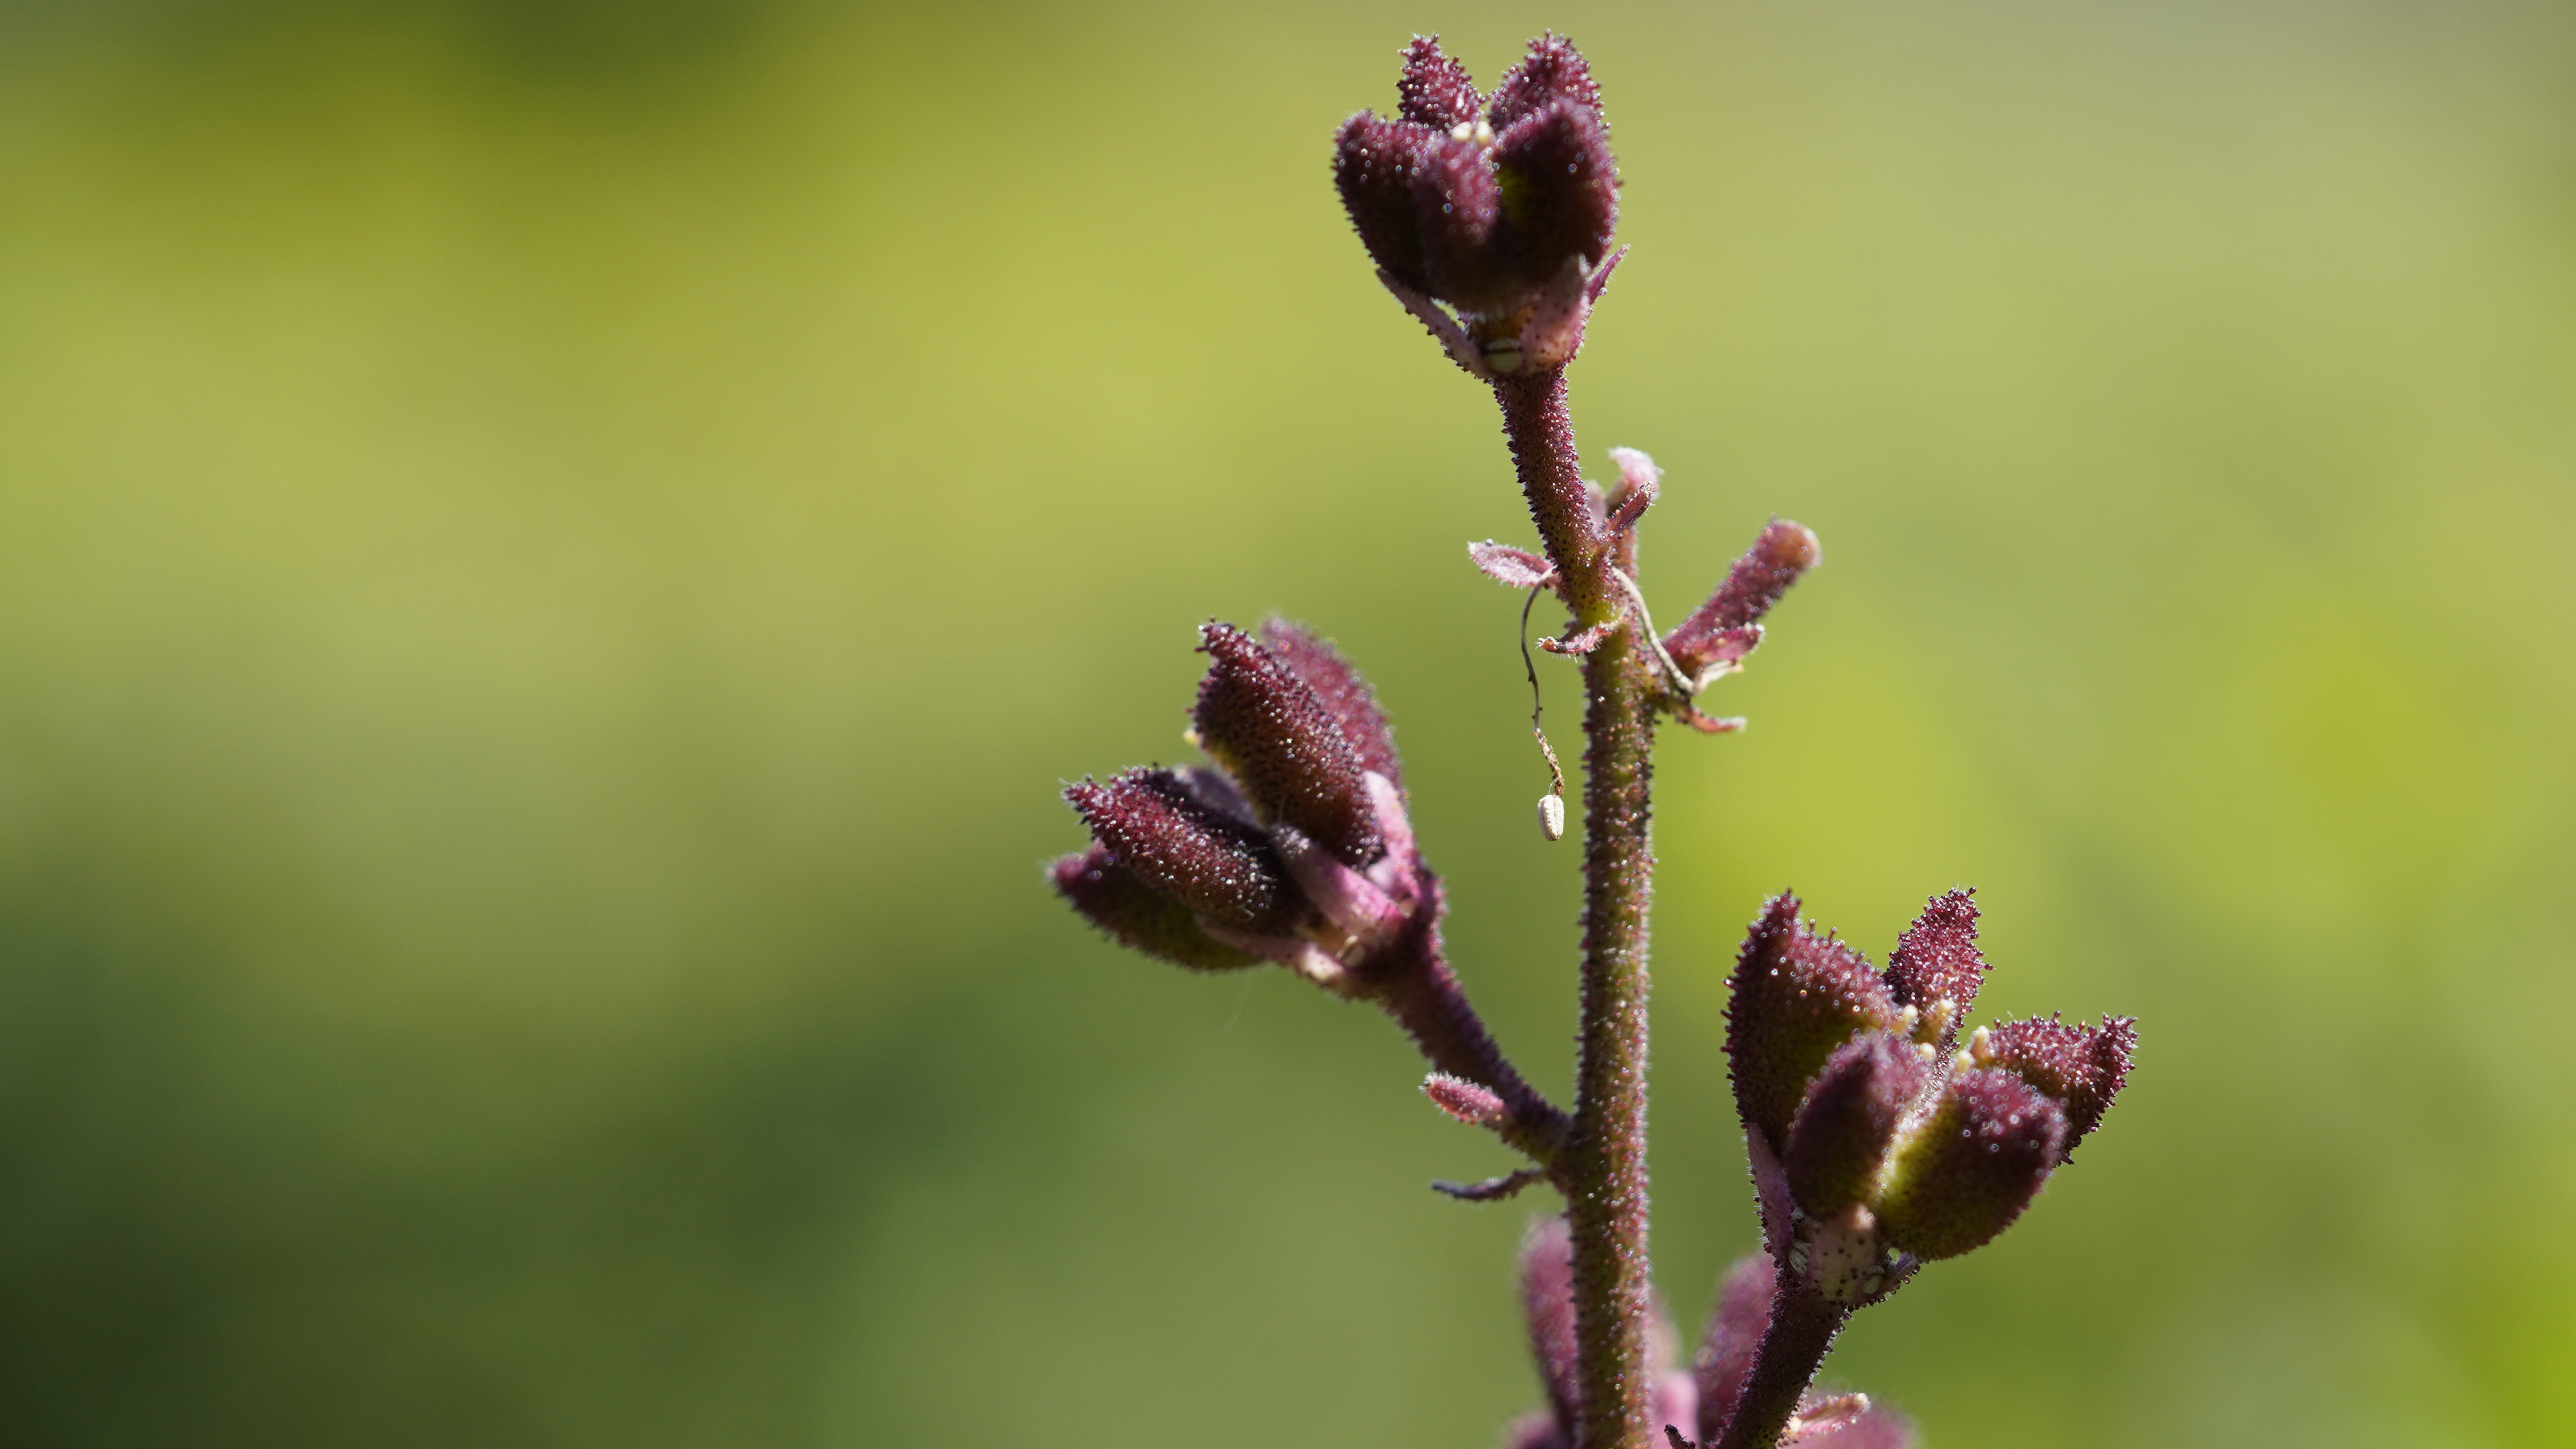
xmin=1063 ymin=769 xmax=1303 ymax=934
xmin=1881 ymin=888 xmax=1988 ymax=1053
xmin=1049 ymin=846 xmax=1262 ymax=973
xmin=1193 ymin=622 xmax=1383 ymax=868
xmin=1984 ymin=1013 xmax=2136 ymax=1160
xmin=1665 ymin=520 xmax=1820 ymax=681
xmin=1872 ymin=1068 xmax=2067 ymax=1260
xmin=1784 ymin=1032 xmax=1932 ymax=1217
xmin=1258 ymin=617 xmax=1403 ymax=791
xmin=1334 ymin=34 xmax=1618 ymax=355
xmin=1726 ymin=894 xmax=1900 ymax=1147
xmin=1423 ymin=1072 xmax=1508 ymax=1128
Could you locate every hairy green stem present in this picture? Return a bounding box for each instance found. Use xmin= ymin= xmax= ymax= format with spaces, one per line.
xmin=1494 ymin=369 xmax=1660 ymax=1449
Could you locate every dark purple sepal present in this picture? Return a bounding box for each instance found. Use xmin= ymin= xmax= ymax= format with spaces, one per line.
xmin=1063 ymin=770 xmax=1302 ymax=934
xmin=1487 ymin=32 xmax=1604 ymax=130
xmin=1784 ymin=1032 xmax=1932 ymax=1217
xmin=1049 ymin=846 xmax=1263 ymax=972
xmin=1691 ymin=1253 xmax=1776 ymax=1443
xmin=1333 ymin=113 xmax=1432 ymax=293
xmin=1413 ymin=134 xmax=1516 ymax=314
xmin=1873 ymin=1068 xmax=2067 ymax=1260
xmin=1492 ymin=97 xmax=1619 ymax=285
xmin=1665 ymin=521 xmax=1820 ymax=680
xmin=1518 ymin=1215 xmax=1580 ymax=1437
xmin=1981 ymin=1013 xmax=2135 ymax=1159
xmin=1725 ymin=894 xmax=1902 ymax=1148
xmin=1193 ymin=622 xmax=1383 ymax=868
xmin=1396 ymin=35 xmax=1480 ymax=129
xmin=1258 ymin=617 xmax=1403 ymax=792
xmin=1882 ymin=888 xmax=1987 ymax=1051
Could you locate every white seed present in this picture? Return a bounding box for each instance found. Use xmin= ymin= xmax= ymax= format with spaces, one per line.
xmin=1537 ymin=793 xmax=1566 ymax=841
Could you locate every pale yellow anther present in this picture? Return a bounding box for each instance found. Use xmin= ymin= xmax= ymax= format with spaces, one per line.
xmin=1967 ymin=1024 xmax=1997 ymax=1067
xmin=1472 ymin=116 xmax=1496 ymax=146
xmin=1451 ymin=122 xmax=1473 ymax=142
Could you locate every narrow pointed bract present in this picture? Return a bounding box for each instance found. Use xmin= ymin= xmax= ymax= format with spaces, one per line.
xmin=1725 ymin=894 xmax=1901 ymax=1147
xmin=1872 ymin=1068 xmax=2067 ymax=1260
xmin=1193 ymin=622 xmax=1383 ymax=868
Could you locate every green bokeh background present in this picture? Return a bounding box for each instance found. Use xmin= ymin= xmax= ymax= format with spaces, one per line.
xmin=2 ymin=1 xmax=2570 ymax=1444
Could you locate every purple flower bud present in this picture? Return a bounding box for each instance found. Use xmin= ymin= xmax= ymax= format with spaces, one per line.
xmin=1979 ymin=1014 xmax=2136 ymax=1160
xmin=1049 ymin=845 xmax=1262 ymax=973
xmin=1413 ymin=134 xmax=1518 ymax=314
xmin=1881 ymin=888 xmax=1988 ymax=1052
xmin=1665 ymin=521 xmax=1821 ymax=682
xmin=1519 ymin=1216 xmax=1581 ymax=1437
xmin=1784 ymin=1032 xmax=1932 ymax=1217
xmin=1333 ymin=34 xmax=1619 ymax=351
xmin=1192 ymin=622 xmax=1383 ymax=868
xmin=1491 ymin=99 xmax=1619 ymax=299
xmin=1258 ymin=617 xmax=1403 ymax=792
xmin=1872 ymin=1068 xmax=2068 ymax=1260
xmin=1487 ymin=32 xmax=1604 ymax=131
xmin=1333 ymin=113 xmax=1432 ymax=293
xmin=1064 ymin=769 xmax=1303 ymax=935
xmin=1396 ymin=35 xmax=1480 ymax=130
xmin=1691 ymin=1253 xmax=1775 ymax=1443
xmin=1726 ymin=894 xmax=1901 ymax=1148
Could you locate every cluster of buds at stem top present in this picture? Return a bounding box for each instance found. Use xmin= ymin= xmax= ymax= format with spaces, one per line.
xmin=1725 ymin=889 xmax=2136 ymax=1305
xmin=1335 ymin=34 xmax=1622 ymax=376
xmin=1054 ymin=619 xmax=1418 ymax=995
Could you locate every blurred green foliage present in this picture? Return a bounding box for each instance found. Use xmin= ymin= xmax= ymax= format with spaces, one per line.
xmin=0 ymin=0 xmax=2570 ymax=1444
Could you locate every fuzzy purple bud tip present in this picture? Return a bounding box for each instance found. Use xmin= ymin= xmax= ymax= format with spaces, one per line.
xmin=1424 ymin=1073 xmax=1508 ymax=1128
xmin=1785 ymin=1032 xmax=1932 ymax=1217
xmin=1064 ymin=770 xmax=1302 ymax=934
xmin=1258 ymin=617 xmax=1403 ymax=791
xmin=1193 ymin=622 xmax=1383 ymax=869
xmin=1487 ymin=32 xmax=1604 ymax=130
xmin=1725 ymin=894 xmax=1901 ymax=1148
xmin=1882 ymin=888 xmax=1988 ymax=1049
xmin=1049 ymin=846 xmax=1263 ymax=973
xmin=1396 ymin=36 xmax=1480 ymax=129
xmin=1983 ymin=1014 xmax=2135 ymax=1159
xmin=1873 ymin=1068 xmax=2068 ymax=1260
xmin=1665 ymin=520 xmax=1820 ymax=679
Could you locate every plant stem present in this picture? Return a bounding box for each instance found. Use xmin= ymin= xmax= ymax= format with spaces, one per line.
xmin=1710 ymin=1278 xmax=1848 ymax=1449
xmin=1494 ymin=369 xmax=1660 ymax=1449
xmin=1370 ymin=879 xmax=1574 ymax=1164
